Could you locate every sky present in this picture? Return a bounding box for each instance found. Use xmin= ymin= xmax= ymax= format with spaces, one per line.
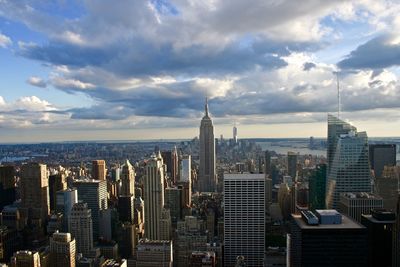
xmin=1 ymin=0 xmax=400 ymax=142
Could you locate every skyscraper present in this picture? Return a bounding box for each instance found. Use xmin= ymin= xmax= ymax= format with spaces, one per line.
xmin=309 ymin=164 xmax=326 ymax=210
xmin=289 ymin=210 xmax=367 ymax=266
xmin=69 ymin=202 xmax=93 ymax=256
xmin=327 ymin=114 xmax=356 ymax=176
xmin=233 ymin=123 xmax=238 ymax=144
xmin=20 ymin=163 xmax=50 ymax=227
xmin=120 ymin=159 xmax=135 ymax=196
xmin=180 ymin=155 xmax=191 ymax=182
xmin=49 ymin=168 xmax=67 ymax=211
xmin=92 ymin=160 xmax=106 ymax=181
xmin=264 ymin=150 xmax=271 ymax=176
xmin=361 ymin=209 xmax=396 ymax=267
xmin=326 ymin=116 xmax=371 ymax=209
xmin=199 ymin=98 xmax=216 ymax=192
xmin=162 ymin=148 xmax=178 ymax=183
xmin=56 ymin=188 xmax=78 ymax=231
xmin=287 ymin=152 xmax=298 ymax=180
xmin=73 ymin=179 xmax=108 ymax=240
xmin=224 ymin=173 xmax=265 ymax=267
xmin=10 ymin=251 xmax=41 ymax=267
xmin=393 ymin=194 xmax=400 ymax=267
xmin=135 ymin=239 xmax=173 ymax=267
xmin=49 ymin=231 xmax=76 ymax=267
xmin=0 ymin=165 xmax=16 ymax=211
xmin=338 ymin=192 xmax=383 ymax=223
xmin=369 ymin=144 xmax=396 ymax=179
xmin=144 ymin=152 xmax=165 ymax=240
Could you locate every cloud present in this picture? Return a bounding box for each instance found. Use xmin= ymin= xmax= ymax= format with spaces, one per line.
xmin=27 ymin=76 xmax=47 ymax=88
xmin=303 ymin=62 xmax=317 ymax=71
xmin=0 ymin=33 xmax=11 ymax=48
xmin=338 ymin=35 xmax=400 ymax=70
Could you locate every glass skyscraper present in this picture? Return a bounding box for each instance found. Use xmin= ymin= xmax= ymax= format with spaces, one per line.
xmin=326 ymin=115 xmax=371 ymax=209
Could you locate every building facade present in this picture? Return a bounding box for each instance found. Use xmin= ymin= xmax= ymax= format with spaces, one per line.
xmin=224 ymin=173 xmax=265 ymax=267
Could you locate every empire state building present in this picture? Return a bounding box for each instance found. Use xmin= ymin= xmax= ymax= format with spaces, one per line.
xmin=199 ymin=98 xmax=216 ymax=192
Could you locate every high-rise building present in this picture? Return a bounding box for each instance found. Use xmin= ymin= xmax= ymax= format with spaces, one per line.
xmin=327 ymin=114 xmax=356 ymax=176
xmin=309 ymin=164 xmax=326 ymax=210
xmin=136 ymin=239 xmax=173 ymax=267
xmin=287 ymin=152 xmax=298 ymax=180
xmin=0 ymin=165 xmax=16 ymax=210
xmin=180 ymin=155 xmax=191 ymax=182
xmin=326 ymin=116 xmax=371 ymax=209
xmin=162 ymin=148 xmax=178 ymax=184
xmin=369 ymin=144 xmax=396 ymax=179
xmin=10 ymin=251 xmax=41 ymax=267
xmin=144 ymin=152 xmax=165 ymax=240
xmin=0 ymin=226 xmax=21 ymax=263
xmin=361 ymin=209 xmax=396 ymax=267
xmin=289 ymin=210 xmax=367 ymax=266
xmin=233 ymin=123 xmax=238 ymax=144
xmin=376 ymin=166 xmax=400 ymax=211
xmin=118 ymin=195 xmax=134 ymax=223
xmin=338 ymin=192 xmax=383 ymax=223
xmin=19 ymin=163 xmax=50 ymax=227
xmin=73 ymin=179 xmax=108 ymax=239
xmin=116 ymin=222 xmax=136 ymax=259
xmin=120 ymin=160 xmax=135 ymax=197
xmin=199 ymin=98 xmax=216 ymax=192
xmin=224 ymin=173 xmax=265 ymax=267
xmin=49 ymin=231 xmax=76 ymax=267
xmin=49 ymin=168 xmax=67 ymax=212
xmin=56 ymin=188 xmax=78 ymax=231
xmin=69 ymin=202 xmax=93 ymax=256
xmin=92 ymin=160 xmax=106 ymax=181
xmin=165 ymin=187 xmax=182 ymax=225
xmin=160 ymin=208 xmax=172 ymax=241
xmin=393 ymin=194 xmax=400 ymax=267
xmin=264 ymin=150 xmax=271 ymax=176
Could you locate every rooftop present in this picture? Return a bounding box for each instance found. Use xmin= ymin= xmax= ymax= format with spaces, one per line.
xmin=224 ymin=173 xmax=265 ymax=181
xmin=293 ymin=213 xmax=364 ymax=230
xmin=341 ymin=192 xmax=382 ymax=200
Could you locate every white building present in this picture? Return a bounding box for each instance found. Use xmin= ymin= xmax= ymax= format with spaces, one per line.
xmin=180 ymin=155 xmax=191 ymax=182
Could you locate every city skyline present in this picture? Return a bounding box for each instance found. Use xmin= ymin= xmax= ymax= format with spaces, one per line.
xmin=1 ymin=1 xmax=400 ymax=142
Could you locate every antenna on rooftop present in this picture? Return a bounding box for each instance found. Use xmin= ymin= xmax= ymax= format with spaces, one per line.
xmin=336 ymin=71 xmax=341 ymax=119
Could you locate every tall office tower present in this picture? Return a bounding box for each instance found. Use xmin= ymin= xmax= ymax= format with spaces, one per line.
xmin=49 ymin=231 xmax=76 ymax=267
xmin=376 ymin=166 xmax=400 ymax=211
xmin=233 ymin=123 xmax=238 ymax=144
xmin=10 ymin=251 xmax=41 ymax=267
xmin=393 ymin=194 xmax=400 ymax=267
xmin=162 ymin=148 xmax=179 ymax=184
xmin=20 ymin=163 xmax=50 ymax=227
xmin=224 ymin=174 xmax=265 ymax=267
xmin=326 ymin=117 xmax=371 ymax=209
xmin=309 ymin=164 xmax=326 ymax=210
xmin=190 ymin=251 xmax=216 ymax=267
xmin=49 ymin=168 xmax=67 ymax=211
xmin=287 ymin=152 xmax=298 ymax=180
xmin=180 ymin=155 xmax=191 ymax=182
xmin=264 ymin=150 xmax=271 ymax=176
xmin=0 ymin=165 xmax=16 ymax=210
xmin=177 ymin=182 xmax=191 ymax=208
xmin=199 ymin=98 xmax=216 ymax=192
xmin=116 ymin=222 xmax=136 ymax=259
xmin=56 ymin=188 xmax=78 ymax=231
xmin=327 ymin=114 xmax=356 ymax=175
xmin=160 ymin=208 xmax=172 ymax=241
xmin=338 ymin=192 xmax=383 ymax=223
xmin=369 ymin=144 xmax=396 ymax=179
xmin=136 ymin=239 xmax=173 ymax=267
xmin=73 ymin=179 xmax=108 ymax=239
xmin=289 ymin=210 xmax=368 ymax=266
xmin=69 ymin=203 xmax=93 ymax=256
xmin=144 ymin=152 xmax=165 ymax=240
xmin=1 ymin=204 xmax=25 ymax=230
xmin=120 ymin=159 xmax=135 ymax=196
xmin=118 ymin=195 xmax=134 ymax=223
xmin=0 ymin=226 xmax=21 ymax=263
xmin=92 ymin=160 xmax=106 ymax=181
xmin=165 ymin=187 xmax=182 ymax=225
xmin=265 ymin=178 xmax=272 ymax=205
xmin=361 ymin=209 xmax=396 ymax=267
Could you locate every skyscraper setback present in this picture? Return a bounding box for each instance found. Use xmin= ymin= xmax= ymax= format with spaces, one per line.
xmin=199 ymin=98 xmax=216 ymax=192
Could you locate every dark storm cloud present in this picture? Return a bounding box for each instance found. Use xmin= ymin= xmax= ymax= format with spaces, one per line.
xmin=338 ymin=35 xmax=400 ymax=70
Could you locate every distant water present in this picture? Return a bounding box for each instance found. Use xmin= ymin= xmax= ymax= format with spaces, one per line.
xmin=0 ymin=156 xmax=31 ymax=164
xmin=256 ymin=142 xmax=326 ymax=156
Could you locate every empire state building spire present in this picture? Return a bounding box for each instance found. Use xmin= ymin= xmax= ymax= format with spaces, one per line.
xmin=205 ymin=97 xmax=209 ymax=117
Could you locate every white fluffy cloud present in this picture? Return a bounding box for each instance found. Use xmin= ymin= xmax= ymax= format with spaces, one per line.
xmin=0 ymin=33 xmax=11 ymax=48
